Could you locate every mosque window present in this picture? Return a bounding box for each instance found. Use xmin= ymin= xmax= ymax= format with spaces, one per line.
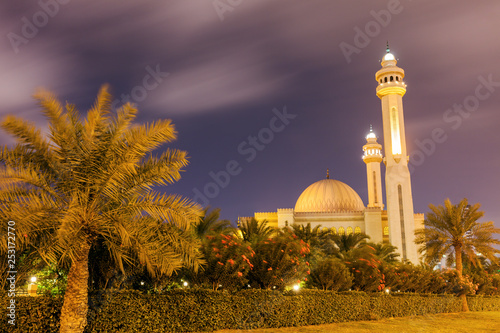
xmin=383 ymin=226 xmax=389 ymax=235
xmin=384 ymin=77 xmax=388 ymax=83
xmin=396 ymin=76 xmax=399 ymax=81
xmin=354 ymin=227 xmax=361 ymax=234
xmin=331 ymin=227 xmax=337 ymax=235
xmin=322 ymin=227 xmax=329 ymax=233
xmin=338 ymin=227 xmax=345 ymax=235
xmin=346 ymin=227 xmax=353 ymax=235
xmin=390 ymin=76 xmax=394 ymax=82
xmin=380 ymin=79 xmax=382 ymax=83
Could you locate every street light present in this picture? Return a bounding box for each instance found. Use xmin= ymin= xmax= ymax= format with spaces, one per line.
xmin=28 ymin=276 xmax=38 ymax=296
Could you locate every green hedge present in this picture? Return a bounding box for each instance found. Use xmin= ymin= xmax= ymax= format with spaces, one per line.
xmin=1 ymin=290 xmax=500 ymax=332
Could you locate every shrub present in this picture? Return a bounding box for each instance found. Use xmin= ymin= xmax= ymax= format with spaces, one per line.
xmin=1 ymin=290 xmax=499 ymax=332
xmin=197 ymin=234 xmax=253 ymax=291
xmin=308 ymin=258 xmax=352 ymax=291
xmin=248 ymin=232 xmax=310 ymax=289
xmin=346 ymin=257 xmax=385 ymax=292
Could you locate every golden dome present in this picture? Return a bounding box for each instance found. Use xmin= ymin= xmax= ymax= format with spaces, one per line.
xmin=294 ymin=179 xmax=365 ymax=213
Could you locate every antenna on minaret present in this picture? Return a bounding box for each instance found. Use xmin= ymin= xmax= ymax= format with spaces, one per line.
xmin=386 ymin=41 xmax=390 ymax=53
xmin=369 ymin=124 xmax=373 ymax=133
xmin=326 ymin=168 xmax=330 ymax=179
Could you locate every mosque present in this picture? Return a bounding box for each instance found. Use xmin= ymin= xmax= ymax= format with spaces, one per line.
xmin=242 ymin=47 xmax=423 ymax=264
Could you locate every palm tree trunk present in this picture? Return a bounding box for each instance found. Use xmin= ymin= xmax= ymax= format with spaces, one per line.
xmin=59 ymin=241 xmax=91 ymax=333
xmin=455 ymin=246 xmax=469 ymax=312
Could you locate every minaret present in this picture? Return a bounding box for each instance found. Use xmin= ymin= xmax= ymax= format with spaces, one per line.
xmin=362 ymin=126 xmax=384 ymax=209
xmin=375 ymin=45 xmax=418 ymax=263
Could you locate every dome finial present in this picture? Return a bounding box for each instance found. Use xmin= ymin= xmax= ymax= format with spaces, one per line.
xmin=366 ymin=125 xmax=377 ymax=140
xmin=326 ymin=168 xmax=330 ymax=179
xmin=386 ymin=41 xmax=390 ymax=53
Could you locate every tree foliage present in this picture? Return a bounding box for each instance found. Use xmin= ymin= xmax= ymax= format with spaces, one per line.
xmin=247 ymin=231 xmax=310 ymax=289
xmin=238 ymin=218 xmax=275 ymax=243
xmin=308 ymin=258 xmax=352 ymax=291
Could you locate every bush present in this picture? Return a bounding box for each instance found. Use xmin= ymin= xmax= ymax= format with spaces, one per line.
xmin=248 ymin=233 xmax=310 ymax=289
xmin=308 ymin=258 xmax=352 ymax=291
xmin=197 ymin=234 xmax=253 ymax=291
xmin=2 ymin=290 xmax=499 ymax=332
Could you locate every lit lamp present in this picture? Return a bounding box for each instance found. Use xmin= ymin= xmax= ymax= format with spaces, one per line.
xmin=28 ymin=276 xmax=37 ymax=296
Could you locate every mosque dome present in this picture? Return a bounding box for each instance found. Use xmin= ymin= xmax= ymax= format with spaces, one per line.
xmin=294 ymin=178 xmax=365 ymax=213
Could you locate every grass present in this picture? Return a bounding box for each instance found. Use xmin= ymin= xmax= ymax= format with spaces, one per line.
xmin=215 ymin=311 xmax=500 ymax=333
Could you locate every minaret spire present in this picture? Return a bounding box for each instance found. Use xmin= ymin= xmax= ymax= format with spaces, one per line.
xmin=326 ymin=168 xmax=330 ymax=179
xmin=363 ymin=129 xmax=383 ymax=209
xmin=376 ymin=46 xmax=418 ymax=264
xmin=386 ymin=41 xmax=390 ymax=53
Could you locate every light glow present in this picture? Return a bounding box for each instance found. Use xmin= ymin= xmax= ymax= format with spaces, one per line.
xmin=390 ymin=107 xmax=402 ymax=155
xmin=383 ymin=53 xmax=395 ymax=61
xmin=30 ymin=276 xmax=37 ymax=283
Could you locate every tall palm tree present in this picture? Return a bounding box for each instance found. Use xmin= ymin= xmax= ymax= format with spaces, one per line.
xmin=415 ymin=198 xmax=500 ymax=311
xmin=0 ymin=85 xmax=203 ymax=333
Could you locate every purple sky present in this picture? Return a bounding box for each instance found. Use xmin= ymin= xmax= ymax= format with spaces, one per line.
xmin=1 ymin=1 xmax=500 ymax=228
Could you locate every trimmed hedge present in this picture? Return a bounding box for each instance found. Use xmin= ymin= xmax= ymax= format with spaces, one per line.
xmin=1 ymin=290 xmax=500 ymax=332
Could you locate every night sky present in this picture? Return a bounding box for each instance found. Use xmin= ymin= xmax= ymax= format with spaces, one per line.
xmin=1 ymin=1 xmax=499 ymax=228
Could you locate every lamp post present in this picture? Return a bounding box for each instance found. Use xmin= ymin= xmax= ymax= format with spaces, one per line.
xmin=28 ymin=276 xmax=37 ymax=296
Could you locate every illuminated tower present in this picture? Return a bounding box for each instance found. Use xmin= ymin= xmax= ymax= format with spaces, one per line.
xmin=362 ymin=127 xmax=384 ymax=209
xmin=375 ymin=45 xmax=418 ymax=263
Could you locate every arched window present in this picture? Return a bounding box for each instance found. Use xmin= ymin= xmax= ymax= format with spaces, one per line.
xmin=390 ymin=76 xmax=394 ymax=82
xmin=383 ymin=226 xmax=389 ymax=235
xmin=396 ymin=76 xmax=399 ymax=81
xmin=322 ymin=227 xmax=329 ymax=233
xmin=331 ymin=227 xmax=337 ymax=235
xmin=380 ymin=79 xmax=383 ymax=83
xmin=354 ymin=227 xmax=361 ymax=234
xmin=347 ymin=227 xmax=353 ymax=235
xmin=338 ymin=227 xmax=345 ymax=235
xmin=384 ymin=77 xmax=388 ymax=83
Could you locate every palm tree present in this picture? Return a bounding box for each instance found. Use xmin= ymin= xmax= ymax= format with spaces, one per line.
xmin=192 ymin=206 xmax=232 ymax=238
xmin=366 ymin=242 xmax=400 ymax=264
xmin=289 ymin=223 xmax=330 ymax=248
xmin=331 ymin=232 xmax=372 ymax=261
xmin=415 ymin=198 xmax=500 ymax=311
xmin=0 ymin=85 xmax=203 ymax=333
xmin=238 ymin=218 xmax=274 ymax=243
